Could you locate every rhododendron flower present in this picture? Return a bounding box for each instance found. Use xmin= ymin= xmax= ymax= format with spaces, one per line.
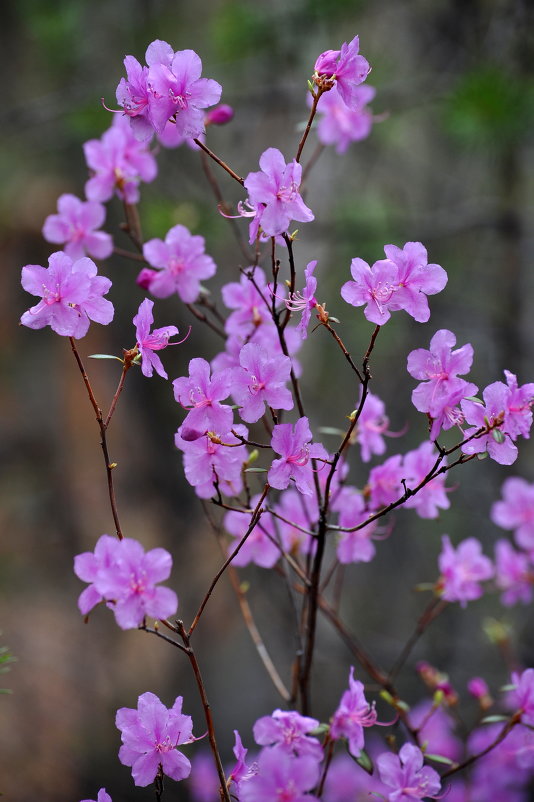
xmin=275 ymin=489 xmax=317 ymax=556
xmin=407 ymin=329 xmax=477 ymax=439
xmin=20 ymin=251 xmax=114 ymax=338
xmin=366 ymin=454 xmax=404 ymax=509
xmin=384 ymin=241 xmax=447 ymax=322
xmin=355 ymin=391 xmax=394 ymax=462
xmin=323 ymin=753 xmax=386 ymax=802
xmin=142 ymin=224 xmax=216 ymax=303
xmin=268 ymin=417 xmax=328 ymax=496
xmin=341 ymin=257 xmax=399 ymax=325
xmin=74 ymin=535 xmax=178 ymax=628
xmin=80 ymin=790 xmax=112 ymax=802
xmin=175 ymin=424 xmax=247 ymax=499
xmin=186 ymin=752 xmax=219 ymax=802
xmin=313 ymin=84 xmax=375 ymax=153
xmin=491 ymin=477 xmax=534 ymax=553
xmin=376 ymin=743 xmax=442 ymax=801
xmin=134 ymin=298 xmax=181 ymax=379
xmin=403 ymin=441 xmax=450 ymax=519
xmin=438 ymin=535 xmax=493 ymax=607
xmin=330 ymin=667 xmax=377 ymax=756
xmin=468 ymin=723 xmax=532 ymax=800
xmin=221 ymin=268 xmax=272 ymax=338
xmin=509 ymin=668 xmax=534 ymax=726
xmin=238 ymin=748 xmax=320 ymax=802
xmin=253 ymin=710 xmax=323 ymax=761
xmin=146 ymin=48 xmax=222 ymax=138
xmin=173 ymin=358 xmax=233 ymax=435
xmin=116 ymin=692 xmax=193 ymax=786
xmin=461 ymin=382 xmax=517 ymax=465
xmin=335 ymin=489 xmax=377 ymax=564
xmin=494 ymin=540 xmax=533 ymax=606
xmin=224 ymin=496 xmax=279 ymax=569
xmin=243 ymin=148 xmax=314 ymax=242
xmin=408 ymin=701 xmax=462 ymax=762
xmin=284 ymin=260 xmax=319 ymax=339
xmin=231 ymin=342 xmax=294 ymax=423
xmin=314 ymin=36 xmax=370 ymax=109
xmin=42 ymin=194 xmax=113 ymax=262
xmin=500 ymin=370 xmax=534 ymax=439
xmin=84 ymin=115 xmax=157 ymax=203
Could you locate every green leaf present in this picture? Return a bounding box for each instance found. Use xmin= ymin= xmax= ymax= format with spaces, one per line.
xmin=354 ymin=748 xmax=373 ymax=775
xmin=492 ymin=429 xmax=505 ymax=444
xmin=244 ymin=467 xmax=268 ymax=473
xmin=318 ymin=426 xmax=346 ymax=436
xmin=89 ymin=354 xmax=123 ymax=362
xmin=425 ymin=753 xmax=455 ymax=766
xmin=481 ymin=714 xmax=509 ymax=724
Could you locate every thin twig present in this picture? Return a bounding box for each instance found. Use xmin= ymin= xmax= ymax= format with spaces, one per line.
xmin=193 ymin=139 xmax=244 ymax=186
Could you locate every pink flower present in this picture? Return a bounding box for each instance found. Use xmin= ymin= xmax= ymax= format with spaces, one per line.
xmin=355 ymin=391 xmax=393 ymax=462
xmin=243 ymin=148 xmax=314 ymax=243
xmin=173 ymin=358 xmax=233 ymax=435
xmin=367 ymin=454 xmax=404 ymax=509
xmin=224 ymin=496 xmax=279 ymax=569
xmin=253 ymin=709 xmax=323 ymax=761
xmin=384 ymin=241 xmax=448 ymax=324
xmin=330 ymin=667 xmax=377 ymax=756
xmin=268 ymin=417 xmax=328 ymax=497
xmin=74 ymin=535 xmax=178 ymax=629
xmin=116 ymin=692 xmax=193 ymax=786
xmin=403 ymin=441 xmax=450 ymax=519
xmin=494 ymin=540 xmax=533 ymax=606
xmin=142 ymin=224 xmax=216 ymax=303
xmin=438 ymin=535 xmax=493 ymax=607
xmin=313 ymin=84 xmax=375 ymax=153
xmin=134 ymin=298 xmax=181 ymax=379
xmin=314 ymin=36 xmax=371 ymax=109
xmin=491 ymin=477 xmax=534 ymax=553
xmin=341 ymin=257 xmax=399 ymax=325
xmin=461 ymin=382 xmax=518 ymax=465
xmin=146 ymin=48 xmax=222 ymax=138
xmin=175 ymin=424 xmax=247 ymax=499
xmin=510 ymin=668 xmax=534 ymax=725
xmin=205 ymin=104 xmax=234 ymax=125
xmin=84 ymin=115 xmax=157 ymax=203
xmin=275 ymin=489 xmax=317 ymax=556
xmin=20 ymin=251 xmax=114 ymax=339
xmin=407 ymin=330 xmax=477 ymax=439
xmin=238 ymin=748 xmax=320 ymax=802
xmin=221 ymin=268 xmax=272 ymax=338
xmin=376 ymin=743 xmax=442 ymax=801
xmin=42 ymin=194 xmax=113 ymax=262
xmin=335 ymin=489 xmax=376 ymax=564
xmin=284 ymin=260 xmax=319 ymax=340
xmin=232 ymin=343 xmax=294 ymax=423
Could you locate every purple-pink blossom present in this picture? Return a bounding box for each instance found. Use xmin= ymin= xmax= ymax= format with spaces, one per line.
xmin=142 ymin=224 xmax=217 ymax=303
xmin=384 ymin=241 xmax=447 ymax=323
xmin=313 ymin=84 xmax=375 ymax=153
xmin=403 ymin=441 xmax=450 ymax=519
xmin=268 ymin=417 xmax=328 ymax=497
xmin=438 ymin=535 xmax=493 ymax=607
xmin=341 ymin=257 xmax=399 ymax=325
xmin=116 ymin=691 xmax=193 ymax=786
xmin=224 ymin=496 xmax=279 ymax=569
xmin=330 ymin=667 xmax=377 ymax=756
xmin=42 ymin=194 xmax=113 ymax=262
xmin=461 ymin=382 xmax=518 ymax=465
xmin=74 ymin=534 xmax=178 ymax=629
xmin=314 ymin=36 xmax=371 ymax=109
xmin=510 ymin=668 xmax=534 ymax=726
xmin=20 ymin=251 xmax=114 ymax=339
xmin=173 ymin=358 xmax=233 ymax=436
xmin=80 ymin=790 xmax=112 ymax=802
xmin=133 ymin=298 xmax=181 ymax=379
xmin=407 ymin=329 xmax=477 ymax=439
xmin=335 ymin=488 xmax=377 ymax=564
xmin=232 ymin=342 xmax=294 ymax=423
xmin=253 ymin=709 xmax=323 ymax=761
xmin=175 ymin=424 xmax=247 ymax=499
xmin=238 ymin=748 xmax=320 ymax=802
xmin=376 ymin=743 xmax=442 ymax=801
xmin=275 ymin=489 xmax=317 ymax=556
xmin=366 ymin=454 xmax=404 ymax=509
xmin=221 ymin=268 xmax=272 ymax=338
xmin=491 ymin=477 xmax=534 ymax=553
xmin=243 ymin=148 xmax=314 ymax=243
xmin=494 ymin=540 xmax=533 ymax=606
xmin=84 ymin=115 xmax=157 ymax=203
xmin=355 ymin=391 xmax=394 ymax=462
xmin=284 ymin=260 xmax=319 ymax=339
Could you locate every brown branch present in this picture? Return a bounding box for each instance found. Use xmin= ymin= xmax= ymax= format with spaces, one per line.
xmin=193 ymin=139 xmax=244 ymax=186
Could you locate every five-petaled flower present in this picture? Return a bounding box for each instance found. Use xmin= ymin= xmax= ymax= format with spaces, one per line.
xmin=134 ymin=298 xmax=183 ymax=379
xmin=330 ymin=666 xmax=378 ymax=756
xmin=116 ymin=692 xmax=193 ymax=786
xmin=42 ymin=194 xmax=113 ymax=262
xmin=268 ymin=417 xmax=328 ymax=497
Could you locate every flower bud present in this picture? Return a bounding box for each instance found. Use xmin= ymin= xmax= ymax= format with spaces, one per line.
xmin=206 ymin=104 xmax=234 ymax=126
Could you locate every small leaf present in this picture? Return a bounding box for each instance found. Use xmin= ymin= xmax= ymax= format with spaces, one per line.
xmin=492 ymin=428 xmax=505 ymax=444
xmin=481 ymin=714 xmax=509 ymax=724
xmin=244 ymin=467 xmax=268 ymax=473
xmin=318 ymin=426 xmax=346 ymax=436
xmin=354 ymin=749 xmax=373 ymax=775
xmin=309 ymin=723 xmax=330 ymax=736
xmin=476 ymin=451 xmax=489 ymax=460
xmin=89 ymin=354 xmax=124 ymax=362
xmin=425 ymin=753 xmax=455 ymax=766
xmin=464 ymin=396 xmax=483 ymax=404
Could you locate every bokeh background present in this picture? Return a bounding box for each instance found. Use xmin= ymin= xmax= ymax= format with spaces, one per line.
xmin=1 ymin=0 xmax=534 ymax=798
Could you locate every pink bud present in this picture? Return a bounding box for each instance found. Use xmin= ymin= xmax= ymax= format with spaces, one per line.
xmin=468 ymin=677 xmax=489 ymax=699
xmin=136 ymin=267 xmax=157 ymax=290
xmin=314 ymin=49 xmax=340 ymax=75
xmin=205 ymin=104 xmax=234 ymax=126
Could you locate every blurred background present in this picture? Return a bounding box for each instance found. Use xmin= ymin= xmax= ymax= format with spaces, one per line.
xmin=1 ymin=0 xmax=534 ymax=798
